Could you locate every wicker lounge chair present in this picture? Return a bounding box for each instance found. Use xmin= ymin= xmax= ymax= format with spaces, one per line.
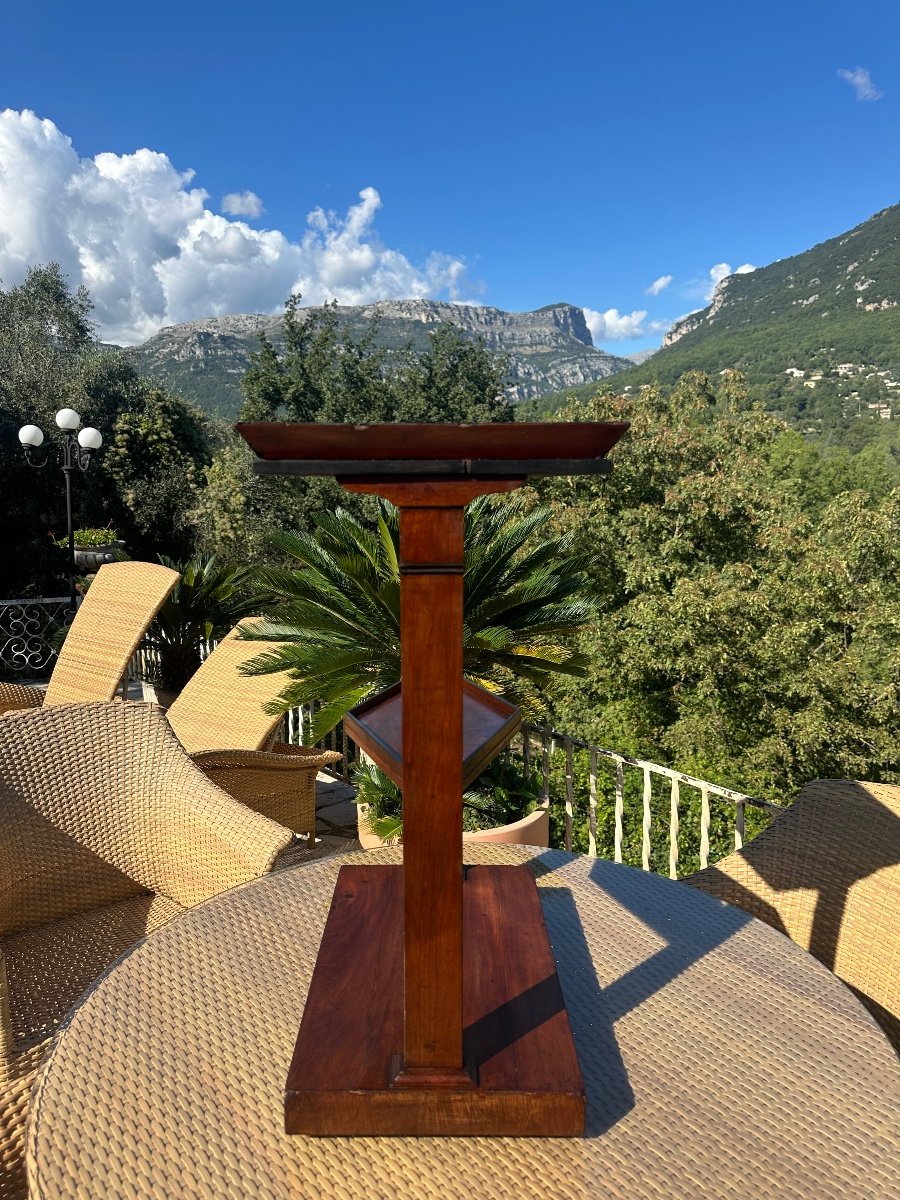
xmin=685 ymin=778 xmax=900 ymax=1052
xmin=0 ymin=560 xmax=179 ymax=716
xmin=0 ymin=700 xmax=294 ymax=1200
xmin=165 ymin=621 xmax=341 ymax=843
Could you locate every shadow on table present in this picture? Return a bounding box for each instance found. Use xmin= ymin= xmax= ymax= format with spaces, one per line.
xmin=582 ymin=856 xmax=755 ymax=1026
xmin=533 ymin=879 xmax=636 ymax=1136
xmin=524 ymin=850 xmax=763 ymax=1136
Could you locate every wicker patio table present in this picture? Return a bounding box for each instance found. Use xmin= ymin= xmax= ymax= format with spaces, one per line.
xmin=27 ymin=846 xmax=900 ymax=1200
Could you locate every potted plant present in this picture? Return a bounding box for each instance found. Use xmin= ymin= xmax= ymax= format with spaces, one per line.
xmin=56 ymin=528 xmax=126 ymax=571
xmin=353 ymin=756 xmax=550 ymax=849
xmin=241 ymin=494 xmax=597 ymax=741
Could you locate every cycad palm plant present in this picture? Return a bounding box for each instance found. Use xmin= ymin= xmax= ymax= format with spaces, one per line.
xmin=143 ymin=556 xmax=261 ymax=700
xmin=242 ymin=495 xmax=597 ymax=743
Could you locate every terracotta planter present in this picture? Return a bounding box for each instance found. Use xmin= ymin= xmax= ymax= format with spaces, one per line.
xmin=356 ymin=802 xmax=550 ymax=850
xmin=463 ymin=804 xmax=550 ymax=847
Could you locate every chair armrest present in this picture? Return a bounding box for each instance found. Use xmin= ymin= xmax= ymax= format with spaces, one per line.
xmin=191 ymin=746 xmax=342 ymax=839
xmin=0 ymin=703 xmax=296 ymax=917
xmin=0 ymin=683 xmax=43 ymax=717
xmin=191 ymin=745 xmax=342 ymax=774
xmin=134 ymin=757 xmax=296 ymax=907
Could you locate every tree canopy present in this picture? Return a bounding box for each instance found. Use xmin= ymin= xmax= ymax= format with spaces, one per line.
xmin=0 ymin=265 xmax=211 ymax=596
xmin=535 ymin=372 xmax=900 ymax=802
xmin=195 ymin=295 xmax=512 ymax=562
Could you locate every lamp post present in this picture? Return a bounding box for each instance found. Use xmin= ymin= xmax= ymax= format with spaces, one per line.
xmin=18 ymin=409 xmax=104 ymax=613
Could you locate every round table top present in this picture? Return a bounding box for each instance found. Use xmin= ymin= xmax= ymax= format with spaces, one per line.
xmin=27 ymin=846 xmax=900 ymax=1200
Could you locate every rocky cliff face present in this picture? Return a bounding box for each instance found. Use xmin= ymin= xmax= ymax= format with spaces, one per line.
xmin=127 ymin=300 xmax=631 ymax=417
xmin=663 ymin=277 xmax=735 ymax=347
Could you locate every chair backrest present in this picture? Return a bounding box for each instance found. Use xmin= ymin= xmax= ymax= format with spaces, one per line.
xmin=44 ymin=561 xmax=180 ymax=706
xmin=685 ymin=779 xmax=900 ymax=1050
xmin=165 ymin=619 xmax=286 ymax=755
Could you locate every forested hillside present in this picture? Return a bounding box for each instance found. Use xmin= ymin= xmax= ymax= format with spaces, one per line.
xmin=538 ymin=204 xmax=900 ymax=449
xmin=535 ymin=374 xmax=900 ymax=805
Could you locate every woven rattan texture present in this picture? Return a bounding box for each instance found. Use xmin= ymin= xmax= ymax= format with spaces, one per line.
xmin=0 ymin=700 xmax=296 ymax=1200
xmin=42 ymin=561 xmax=179 ymax=707
xmin=28 ymin=847 xmax=900 ymax=1200
xmin=0 ymin=685 xmax=42 ymax=717
xmin=0 ymin=894 xmax=181 ymax=1200
xmin=0 ymin=702 xmax=293 ymax=929
xmin=166 ymin=619 xmax=288 ymax=755
xmin=685 ymin=778 xmax=900 ymax=1051
xmin=194 ymin=745 xmax=342 ymax=836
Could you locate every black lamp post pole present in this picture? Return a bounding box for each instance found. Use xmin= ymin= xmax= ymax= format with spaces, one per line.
xmin=18 ymin=412 xmax=103 ymax=615
xmin=62 ymin=448 xmax=77 ymax=614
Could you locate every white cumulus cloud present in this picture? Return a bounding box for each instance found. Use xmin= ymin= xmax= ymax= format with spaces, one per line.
xmin=0 ymin=110 xmax=474 ymax=344
xmin=583 ymin=306 xmax=648 ymax=343
xmin=704 ymin=261 xmax=755 ymax=301
xmin=645 ymin=274 xmax=673 ymax=296
xmin=221 ymin=190 xmax=264 ymax=218
xmin=837 ymin=66 xmax=883 ymax=101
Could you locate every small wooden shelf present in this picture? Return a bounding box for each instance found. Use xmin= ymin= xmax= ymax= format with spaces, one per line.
xmin=345 ymin=680 xmax=521 ymax=790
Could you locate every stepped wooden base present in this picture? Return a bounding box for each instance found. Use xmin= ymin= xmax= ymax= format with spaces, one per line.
xmin=285 ymin=864 xmax=585 ymax=1137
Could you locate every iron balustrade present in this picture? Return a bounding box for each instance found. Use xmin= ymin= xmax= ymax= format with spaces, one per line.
xmin=0 ymin=596 xmax=74 ymax=677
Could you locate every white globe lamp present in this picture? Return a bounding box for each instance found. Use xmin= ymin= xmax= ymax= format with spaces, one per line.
xmin=55 ymin=408 xmax=81 ymax=431
xmin=78 ymin=427 xmax=103 ymax=450
xmin=18 ymin=424 xmax=44 ymax=448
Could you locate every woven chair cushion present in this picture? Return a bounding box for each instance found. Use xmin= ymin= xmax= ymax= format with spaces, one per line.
xmin=43 ymin=561 xmax=179 ymax=707
xmin=685 ymin=778 xmax=900 ymax=1051
xmin=0 ymin=684 xmax=43 ymax=718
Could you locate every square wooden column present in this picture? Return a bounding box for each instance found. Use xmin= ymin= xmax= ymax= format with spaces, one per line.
xmin=395 ymin=505 xmax=466 ymax=1078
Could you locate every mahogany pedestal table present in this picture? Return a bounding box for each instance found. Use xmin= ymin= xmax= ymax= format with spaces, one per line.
xmin=239 ymin=420 xmax=629 ymax=1135
xmin=27 ymin=847 xmax=900 ymax=1200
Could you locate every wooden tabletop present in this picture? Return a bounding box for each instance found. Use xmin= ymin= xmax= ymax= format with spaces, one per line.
xmin=27 ymin=847 xmax=900 ymax=1200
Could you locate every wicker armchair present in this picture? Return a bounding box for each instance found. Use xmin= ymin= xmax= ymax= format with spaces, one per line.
xmin=0 ymin=561 xmax=179 ymax=716
xmin=685 ymin=779 xmax=900 ymax=1052
xmin=0 ymin=701 xmax=294 ymax=1199
xmin=165 ymin=621 xmax=341 ymax=844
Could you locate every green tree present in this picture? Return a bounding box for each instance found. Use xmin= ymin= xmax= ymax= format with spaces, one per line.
xmin=0 ymin=265 xmax=102 ymax=593
xmin=198 ymin=295 xmax=513 ymax=564
xmin=103 ymin=388 xmax=211 ymax=562
xmin=241 ymin=294 xmax=510 ymax=425
xmin=0 ymin=265 xmax=212 ymax=594
xmin=537 ymin=372 xmax=900 ymax=801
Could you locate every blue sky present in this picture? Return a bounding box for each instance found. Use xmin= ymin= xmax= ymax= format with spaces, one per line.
xmin=0 ymin=0 xmax=897 ymax=353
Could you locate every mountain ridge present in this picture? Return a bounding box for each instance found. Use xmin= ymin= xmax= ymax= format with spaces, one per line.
xmin=127 ymin=299 xmax=633 ymax=418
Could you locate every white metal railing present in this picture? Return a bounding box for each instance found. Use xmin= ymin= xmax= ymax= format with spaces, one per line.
xmin=516 ymin=725 xmax=783 ymax=875
xmin=280 ymin=703 xmax=783 ymax=878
